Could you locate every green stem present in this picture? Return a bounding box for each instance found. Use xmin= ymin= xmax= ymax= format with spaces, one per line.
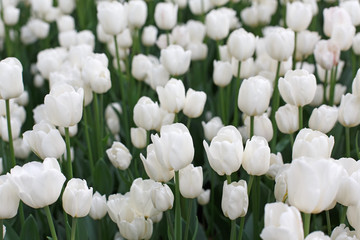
xmin=226 ymin=175 xmax=232 ymax=184
xmin=340 ymin=206 xmax=348 ymax=224
xmin=323 ymin=70 xmax=328 ymax=104
xmin=93 ymin=92 xmax=103 ymax=159
xmin=270 ymin=61 xmax=282 ymax=152
xmin=175 ymin=171 xmax=182 ymax=240
xmin=166 ymin=31 xmax=170 ymax=46
xmin=220 ymin=87 xmax=226 ymax=124
xmin=0 ymin=219 xmax=3 ymax=240
xmin=166 ymin=211 xmax=174 ymax=239
xmin=83 ymin=106 xmax=94 ymax=174
xmin=250 ymin=115 xmax=254 ymax=138
xmin=329 ymin=65 xmax=338 ymax=106
xmin=252 ymin=176 xmax=260 ymax=240
xmin=289 ymin=133 xmax=294 ymax=149
xmin=303 ymin=213 xmax=311 ymax=237
xmin=292 ymin=32 xmax=297 ymax=70
xmin=5 ymin=99 xmax=15 ymax=167
xmin=64 ymin=211 xmax=71 ymax=240
xmin=230 ymin=220 xmax=236 ymax=240
xmin=298 ymin=106 xmax=303 ymax=130
xmin=71 ymin=218 xmax=77 ymax=240
xmin=233 ymin=61 xmax=242 ymax=126
xmin=345 ymin=127 xmax=351 ymax=157
xmin=184 ymin=199 xmax=193 ymax=240
xmin=326 ymin=210 xmax=331 ymax=236
xmin=186 ymin=117 xmax=192 ymax=129
xmin=356 ymin=131 xmax=360 ymax=159
xmin=247 ymin=175 xmax=254 ymax=195
xmin=238 ymin=217 xmax=245 ymax=240
xmin=44 ymin=206 xmax=58 ymax=240
xmin=352 ymin=50 xmax=357 ymax=79
xmin=19 ymin=202 xmax=25 ymax=227
xmin=65 ymin=127 xmax=73 ymax=179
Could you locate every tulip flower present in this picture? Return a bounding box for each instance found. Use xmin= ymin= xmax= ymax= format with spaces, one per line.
xmin=97 ymin=1 xmax=127 ymax=36
xmin=81 ymin=55 xmax=111 ymax=94
xmin=260 ymin=202 xmax=304 ymax=240
xmin=275 ymin=104 xmax=299 ymax=134
xmin=154 ymin=2 xmax=177 ymax=31
xmin=118 ymin=217 xmax=153 ymax=240
xmin=133 ymin=96 xmax=163 ymax=131
xmin=183 ymin=88 xmax=207 ymax=118
xmin=286 ymin=2 xmax=312 ymax=32
xmin=205 ymin=9 xmax=230 ymax=41
xmin=142 ymin=25 xmax=158 ymax=47
xmin=338 ymin=93 xmax=360 ymax=127
xmin=242 ymin=136 xmax=271 ymax=176
xmin=0 ymin=57 xmax=24 ymax=100
xmin=308 ymin=105 xmax=338 ymax=134
xmin=244 ymin=114 xmax=273 ymax=142
xmin=179 ymin=164 xmax=203 ymax=198
xmin=160 ymin=45 xmax=191 ymax=76
xmin=151 ymin=184 xmax=174 ymax=212
xmin=89 ymin=192 xmax=107 ymax=220
xmin=156 ymin=78 xmax=186 ymax=113
xmin=265 ymin=27 xmax=295 ymax=62
xmin=0 ymin=175 xmax=20 ymax=219
xmin=105 ymin=102 xmax=122 ymax=136
xmin=127 ymin=0 xmax=147 ymax=29
xmin=197 ymin=189 xmax=211 ymax=205
xmin=203 ymin=126 xmax=243 ymax=176
xmin=213 ymin=60 xmax=233 ymax=87
xmin=202 ymin=116 xmax=224 ymax=141
xmin=227 ymin=28 xmax=256 ymax=61
xmin=131 ymin=127 xmax=147 ymax=149
xmin=106 ymin=142 xmax=132 ymax=170
xmin=314 ymin=40 xmax=340 ymax=70
xmin=221 ymin=180 xmax=248 ymax=220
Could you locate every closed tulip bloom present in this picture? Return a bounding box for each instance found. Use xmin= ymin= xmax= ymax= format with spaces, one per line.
xmin=221 ymin=180 xmax=248 ymax=220
xmin=154 ymin=2 xmax=177 ymax=30
xmin=81 ymin=55 xmax=111 ymax=94
xmin=338 ymin=93 xmax=360 ymax=127
xmin=156 ymin=78 xmax=186 ymax=113
xmin=56 ymin=15 xmax=75 ymax=33
xmin=44 ymin=83 xmax=84 ymax=127
xmin=132 ymin=54 xmax=153 ymax=81
xmin=244 ymin=114 xmax=273 ymax=142
xmin=323 ymin=7 xmax=352 ymax=38
xmin=142 ymin=25 xmax=158 ymax=47
xmin=133 ymin=96 xmax=162 ymax=131
xmin=278 ymin=69 xmax=317 ymax=107
xmin=205 ymin=9 xmax=230 ymax=41
xmin=242 ymin=136 xmax=271 ymax=176
xmin=145 ymin=64 xmax=170 ymax=90
xmin=326 ymin=84 xmax=346 ymax=105
xmin=336 ymin=159 xmax=360 ymax=207
xmin=0 ymin=57 xmax=23 ymax=100
xmin=106 ymin=141 xmax=132 ymax=170
xmin=197 ymin=189 xmax=211 ymax=205
xmin=227 ymin=28 xmax=256 ymax=61
xmin=127 ymin=0 xmax=147 ymax=29
xmin=331 ymin=24 xmax=356 ymax=52
xmin=0 ymin=117 xmax=21 ymax=142
xmin=286 ymin=2 xmax=312 ymax=32
xmin=107 ymin=193 xmax=129 ymax=223
xmin=97 ymin=1 xmax=127 ymax=36
xmin=13 ymin=138 xmax=31 ymax=159
xmin=213 ymin=60 xmax=233 ymax=87
xmin=275 ymin=104 xmax=299 ymax=134
xmin=346 ymin=204 xmax=360 ymax=237
xmin=203 ymin=126 xmax=243 ymax=176
xmin=202 ymin=116 xmax=224 ymax=141
xmin=3 ymin=6 xmax=20 ymax=26
xmin=341 ymin=1 xmax=360 ymax=26
xmin=265 ymin=27 xmax=294 ymax=61
xmin=131 ymin=127 xmax=147 ymax=149
xmin=10 ymin=158 xmax=66 ymax=209
xmin=89 ymin=192 xmax=107 ymax=220
xmin=118 ymin=217 xmax=153 ymax=240
xmin=160 ymin=45 xmax=191 ymax=76
xmin=183 ymin=88 xmax=207 ymax=118
xmin=352 ymin=69 xmax=360 ymax=95
xmin=152 ymin=123 xmax=194 ymax=171
xmin=314 ymin=40 xmax=340 ymax=70
xmin=140 ymin=144 xmax=174 ymax=182
xmin=23 ymin=121 xmax=66 ymax=159
xmin=286 ymin=157 xmax=345 ymax=214
xmin=260 ymin=202 xmax=304 ymax=240
xmin=151 ymin=183 xmax=174 ymax=212
xmin=0 ymin=175 xmax=20 ymax=219
xmin=179 ymin=164 xmax=203 ymax=198
xmin=296 ymin=30 xmax=320 ymax=60
xmin=62 ymin=178 xmax=93 ymax=217
xmin=187 ymin=42 xmax=208 ymax=61
xmin=189 ymin=0 xmax=213 ymax=15
xmin=309 ymin=105 xmax=338 ymax=134
xmin=105 ymin=102 xmax=122 ymax=135
xmin=28 ymin=19 xmax=50 ymax=39
xmin=293 ymin=128 xmax=334 ymax=159
xmin=238 ymin=76 xmax=272 ymax=116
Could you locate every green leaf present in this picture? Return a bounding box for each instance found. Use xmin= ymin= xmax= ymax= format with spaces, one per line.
xmin=20 ymin=215 xmax=40 ymax=240
xmin=93 ymin=159 xmax=114 ymax=195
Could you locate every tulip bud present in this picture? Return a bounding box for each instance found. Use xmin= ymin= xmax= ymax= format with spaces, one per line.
xmin=127 ymin=0 xmax=147 ymax=29
xmin=296 ymin=30 xmax=320 ymax=60
xmin=151 ymin=183 xmax=174 ymax=212
xmin=62 ymin=178 xmax=93 ymax=218
xmin=106 ymin=141 xmax=132 ymax=170
xmin=179 ymin=164 xmax=203 ymax=198
xmin=10 ymin=158 xmax=66 ymax=209
xmin=23 ymin=121 xmax=66 ymax=159
xmin=203 ymin=126 xmax=243 ymax=176
xmin=286 ymin=2 xmax=312 ymax=32
xmin=275 ymin=104 xmax=299 ymax=134
xmin=197 ymin=189 xmax=210 ymax=205
xmin=28 ymin=19 xmax=49 ymax=39
xmin=221 ymin=180 xmax=248 ymax=220
xmin=81 ymin=55 xmax=111 ymax=94
xmin=13 ymin=138 xmax=31 ymax=159
xmin=56 ymin=15 xmax=75 ymax=33
xmin=213 ymin=60 xmax=233 ymax=87
xmin=323 ymin=7 xmax=352 ymax=38
xmin=0 ymin=57 xmax=23 ymax=100
xmin=105 ymin=103 xmax=122 ymax=135
xmin=189 ymin=0 xmax=213 ymax=15
xmin=118 ymin=217 xmax=153 ymax=240
xmin=142 ymin=25 xmax=158 ymax=47
xmin=154 ymin=2 xmax=178 ymax=31
xmin=293 ymin=128 xmax=334 ymax=159
xmin=183 ymin=88 xmax=207 ymax=118
xmin=172 ymin=25 xmax=190 ymax=48
xmin=260 ymin=202 xmax=304 ymax=240
xmin=279 ymin=69 xmax=317 ymax=107
xmin=314 ymin=40 xmax=340 ymax=70
xmin=3 ymin=6 xmax=20 ymax=26
xmin=340 ymin=1 xmax=360 ymax=26
xmin=338 ymin=93 xmax=360 ymax=127
xmin=309 ymin=105 xmax=338 ymax=134
xmin=205 ymin=9 xmax=230 ymax=41
xmin=227 ymin=28 xmax=256 ymax=61
xmin=160 ymin=45 xmax=191 ymax=76
xmin=244 ymin=114 xmax=273 ymax=142
xmin=238 ymin=76 xmax=272 ymax=116
xmin=265 ymin=27 xmax=295 ymax=61
xmin=242 ymin=136 xmax=270 ymax=176
xmin=132 ymin=54 xmax=153 ymax=81
xmin=131 ymin=127 xmax=147 ymax=149
xmin=89 ymin=192 xmax=107 ymax=220
xmin=0 ymin=175 xmax=20 ymax=219
xmin=133 ymin=97 xmax=163 ymax=131
xmin=97 ymin=1 xmax=127 ymax=36
xmin=156 ymin=79 xmax=186 ymax=113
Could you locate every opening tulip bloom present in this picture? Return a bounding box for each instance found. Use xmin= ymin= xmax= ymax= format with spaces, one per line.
xmin=160 ymin=45 xmax=191 ymax=76
xmin=10 ymin=158 xmax=66 ymax=209
xmin=264 ymin=27 xmax=295 ymax=62
xmin=97 ymin=1 xmax=127 ymax=36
